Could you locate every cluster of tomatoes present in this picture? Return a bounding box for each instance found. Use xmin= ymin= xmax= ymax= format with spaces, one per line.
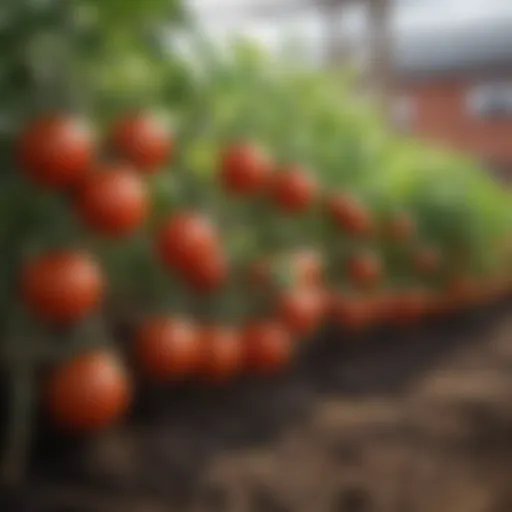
xmin=11 ymin=114 xmax=512 ymax=435
xmin=15 ymin=113 xmax=168 ymax=432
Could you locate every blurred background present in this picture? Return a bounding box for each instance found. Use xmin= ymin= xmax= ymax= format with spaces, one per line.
xmin=191 ymin=0 xmax=512 ymax=185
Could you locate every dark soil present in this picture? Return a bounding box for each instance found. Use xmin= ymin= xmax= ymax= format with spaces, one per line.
xmin=2 ymin=302 xmax=512 ymax=512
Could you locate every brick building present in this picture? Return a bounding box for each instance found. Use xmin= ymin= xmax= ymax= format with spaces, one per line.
xmin=391 ymin=19 xmax=512 ymax=184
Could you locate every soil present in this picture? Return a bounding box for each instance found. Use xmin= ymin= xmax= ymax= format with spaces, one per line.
xmin=1 ymin=302 xmax=512 ymax=512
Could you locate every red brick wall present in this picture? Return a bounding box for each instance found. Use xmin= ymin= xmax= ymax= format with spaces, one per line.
xmin=396 ymin=77 xmax=512 ymax=173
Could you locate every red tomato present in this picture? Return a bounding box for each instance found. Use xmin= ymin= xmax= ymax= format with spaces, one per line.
xmin=330 ymin=293 xmax=371 ymax=331
xmin=134 ymin=317 xmax=200 ymax=380
xmin=75 ymin=164 xmax=148 ymax=237
xmin=326 ymin=193 xmax=373 ymax=237
xmin=110 ymin=113 xmax=172 ymax=172
xmin=181 ymin=248 xmax=228 ymax=294
xmin=21 ymin=251 xmax=104 ymax=324
xmin=199 ymin=326 xmax=243 ymax=382
xmin=385 ymin=213 xmax=415 ymax=242
xmin=346 ymin=252 xmax=382 ymax=288
xmin=270 ymin=165 xmax=318 ymax=213
xmin=46 ymin=350 xmax=131 ymax=433
xmin=156 ymin=213 xmax=219 ymax=271
xmin=243 ymin=321 xmax=293 ymax=373
xmin=276 ymin=288 xmax=323 ymax=337
xmin=219 ymin=142 xmax=272 ymax=195
xmin=412 ymin=246 xmax=441 ymax=275
xmin=16 ymin=115 xmax=94 ymax=189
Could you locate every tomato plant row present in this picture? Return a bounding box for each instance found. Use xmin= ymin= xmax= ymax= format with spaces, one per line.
xmin=4 ymin=108 xmax=510 ymax=442
xmin=0 ymin=36 xmax=511 ymax=486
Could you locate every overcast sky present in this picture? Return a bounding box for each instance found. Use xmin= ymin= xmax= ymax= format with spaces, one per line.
xmin=190 ymin=0 xmax=512 ymax=57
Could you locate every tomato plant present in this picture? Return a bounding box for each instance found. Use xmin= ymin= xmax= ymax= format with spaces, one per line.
xmin=0 ymin=2 xmax=511 ymax=486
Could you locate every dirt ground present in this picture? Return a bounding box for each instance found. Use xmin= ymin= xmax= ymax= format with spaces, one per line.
xmin=2 ymin=303 xmax=512 ymax=512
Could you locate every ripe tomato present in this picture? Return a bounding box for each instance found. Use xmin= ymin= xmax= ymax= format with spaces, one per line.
xmin=412 ymin=246 xmax=441 ymax=275
xmin=270 ymin=165 xmax=318 ymax=213
xmin=109 ymin=113 xmax=172 ymax=172
xmin=16 ymin=115 xmax=94 ymax=189
xmin=134 ymin=317 xmax=200 ymax=381
xmin=346 ymin=252 xmax=382 ymax=288
xmin=156 ymin=213 xmax=219 ymax=271
xmin=276 ymin=288 xmax=324 ymax=337
xmin=199 ymin=326 xmax=243 ymax=382
xmin=181 ymin=248 xmax=228 ymax=294
xmin=330 ymin=293 xmax=371 ymax=331
xmin=326 ymin=193 xmax=373 ymax=237
xmin=21 ymin=251 xmax=104 ymax=323
xmin=219 ymin=142 xmax=272 ymax=195
xmin=385 ymin=213 xmax=415 ymax=242
xmin=46 ymin=350 xmax=131 ymax=433
xmin=243 ymin=321 xmax=293 ymax=373
xmin=75 ymin=164 xmax=148 ymax=237
xmin=291 ymin=249 xmax=323 ymax=288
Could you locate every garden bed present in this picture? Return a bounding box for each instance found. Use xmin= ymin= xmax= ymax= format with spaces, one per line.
xmin=2 ymin=301 xmax=512 ymax=512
